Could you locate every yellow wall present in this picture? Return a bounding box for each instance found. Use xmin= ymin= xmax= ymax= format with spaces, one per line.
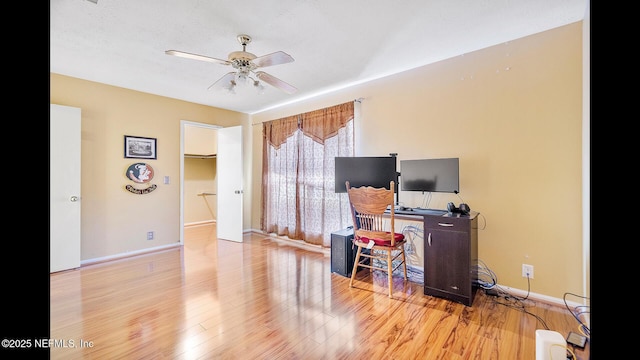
xmin=50 ymin=74 xmax=249 ymax=260
xmin=185 ymin=126 xmax=218 ymax=155
xmin=184 ymin=125 xmax=218 ymax=224
xmin=184 ymin=157 xmax=217 ymax=224
xmin=252 ymin=23 xmax=584 ymax=300
xmin=50 ymin=21 xmax=587 ymax=301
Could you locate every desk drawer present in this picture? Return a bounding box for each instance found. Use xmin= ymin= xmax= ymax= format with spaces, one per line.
xmin=423 ymin=216 xmax=469 ymax=231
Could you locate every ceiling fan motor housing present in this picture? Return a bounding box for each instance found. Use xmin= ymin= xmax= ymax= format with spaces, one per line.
xmin=230 ymin=34 xmax=258 ymax=72
xmin=228 ymin=51 xmax=257 ymax=72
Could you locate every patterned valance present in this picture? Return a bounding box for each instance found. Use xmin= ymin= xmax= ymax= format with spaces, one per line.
xmin=263 ymin=101 xmax=354 ymax=149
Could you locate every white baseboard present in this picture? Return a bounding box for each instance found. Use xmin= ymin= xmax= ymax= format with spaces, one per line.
xmin=81 ymin=243 xmax=181 ymax=266
xmin=185 ymin=219 xmax=216 ymax=228
xmin=492 ymin=285 xmax=586 ymax=310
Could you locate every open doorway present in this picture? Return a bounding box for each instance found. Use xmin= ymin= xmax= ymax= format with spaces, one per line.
xmin=180 ymin=121 xmax=220 ymax=244
xmin=180 ymin=121 xmax=244 ymax=244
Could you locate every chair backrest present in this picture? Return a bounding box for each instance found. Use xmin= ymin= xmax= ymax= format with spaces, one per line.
xmin=345 ymin=180 xmax=396 ymax=246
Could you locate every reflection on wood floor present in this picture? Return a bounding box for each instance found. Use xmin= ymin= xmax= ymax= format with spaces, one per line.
xmin=50 ymin=224 xmax=589 ymax=359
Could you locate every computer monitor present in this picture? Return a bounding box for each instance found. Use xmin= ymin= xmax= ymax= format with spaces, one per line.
xmin=400 ymin=158 xmax=459 ymax=193
xmin=334 ymin=156 xmax=397 ymax=193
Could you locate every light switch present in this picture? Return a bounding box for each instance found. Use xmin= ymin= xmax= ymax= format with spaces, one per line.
xmin=164 ymin=176 xmax=170 ymax=184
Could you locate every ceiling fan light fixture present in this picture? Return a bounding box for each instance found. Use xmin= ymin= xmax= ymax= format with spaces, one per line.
xmin=223 ymin=79 xmax=237 ymax=94
xmin=253 ymin=79 xmax=265 ymax=95
xmin=234 ymin=71 xmax=249 ymax=85
xmin=169 ymin=34 xmax=296 ymax=95
xmin=226 ymin=71 xmax=264 ymax=95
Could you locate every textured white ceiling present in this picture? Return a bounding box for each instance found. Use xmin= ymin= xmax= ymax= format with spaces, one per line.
xmin=50 ymin=0 xmax=587 ymax=114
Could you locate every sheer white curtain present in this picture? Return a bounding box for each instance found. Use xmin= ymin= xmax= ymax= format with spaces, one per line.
xmin=262 ymin=102 xmax=354 ymax=247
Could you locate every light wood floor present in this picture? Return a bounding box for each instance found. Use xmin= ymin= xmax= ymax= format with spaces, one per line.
xmin=50 ymin=224 xmax=589 ymax=359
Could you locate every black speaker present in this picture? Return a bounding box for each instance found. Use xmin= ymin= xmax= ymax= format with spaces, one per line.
xmin=331 ymin=228 xmax=355 ymax=277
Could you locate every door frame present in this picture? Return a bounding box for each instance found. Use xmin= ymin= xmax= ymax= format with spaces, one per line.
xmin=180 ymin=120 xmax=222 ymax=244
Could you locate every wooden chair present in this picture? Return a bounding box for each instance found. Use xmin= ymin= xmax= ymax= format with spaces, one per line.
xmin=345 ymin=180 xmax=407 ymax=298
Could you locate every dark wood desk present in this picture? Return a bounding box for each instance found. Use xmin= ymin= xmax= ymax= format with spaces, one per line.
xmin=388 ymin=208 xmax=479 ymax=306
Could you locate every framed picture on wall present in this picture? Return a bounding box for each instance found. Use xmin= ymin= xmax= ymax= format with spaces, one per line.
xmin=124 ymin=135 xmax=157 ymax=159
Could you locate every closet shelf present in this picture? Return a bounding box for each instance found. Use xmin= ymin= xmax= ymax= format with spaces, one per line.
xmin=185 ymin=154 xmax=216 ymax=159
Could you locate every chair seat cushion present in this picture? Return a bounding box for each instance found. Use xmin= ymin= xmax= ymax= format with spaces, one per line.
xmin=359 ymin=232 xmax=405 ymax=246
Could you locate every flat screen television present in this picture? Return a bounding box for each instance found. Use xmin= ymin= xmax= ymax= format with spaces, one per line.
xmin=400 ymin=158 xmax=459 ymax=193
xmin=334 ymin=156 xmax=397 ymax=193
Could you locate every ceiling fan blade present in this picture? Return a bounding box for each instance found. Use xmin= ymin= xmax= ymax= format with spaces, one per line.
xmin=165 ymin=50 xmax=230 ymax=65
xmin=255 ymin=71 xmax=297 ymax=94
xmin=252 ymin=51 xmax=294 ymax=68
xmin=207 ymin=72 xmax=236 ymax=91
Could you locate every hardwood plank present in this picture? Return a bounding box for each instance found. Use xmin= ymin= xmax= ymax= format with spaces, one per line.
xmin=50 ymin=224 xmax=590 ymax=359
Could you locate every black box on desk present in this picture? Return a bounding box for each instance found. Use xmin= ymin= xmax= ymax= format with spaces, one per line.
xmin=331 ymin=228 xmax=355 ymax=277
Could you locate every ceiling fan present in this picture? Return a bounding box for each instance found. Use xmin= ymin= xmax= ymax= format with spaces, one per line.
xmin=165 ymin=34 xmax=297 ymax=94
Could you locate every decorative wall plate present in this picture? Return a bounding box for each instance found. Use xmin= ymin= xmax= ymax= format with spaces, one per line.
xmin=126 ymin=163 xmax=154 ymax=183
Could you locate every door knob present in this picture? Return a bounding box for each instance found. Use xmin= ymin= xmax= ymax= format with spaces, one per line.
xmin=70 ymin=196 xmax=79 ymax=202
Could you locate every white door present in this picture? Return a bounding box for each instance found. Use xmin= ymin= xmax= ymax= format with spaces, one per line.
xmin=216 ymin=126 xmax=243 ymax=242
xmin=50 ymin=104 xmax=81 ymax=272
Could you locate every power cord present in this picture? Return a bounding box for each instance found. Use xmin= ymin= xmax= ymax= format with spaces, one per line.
xmin=478 ymin=262 xmax=590 ymax=358
xmin=476 ymin=260 xmax=548 ymax=329
xmin=401 ymin=224 xmax=423 ymax=264
xmin=401 ymin=224 xmax=423 ymax=241
xmin=563 ymin=292 xmax=590 ymax=337
xmin=476 ymin=259 xmax=497 ymax=290
xmin=477 ymin=212 xmax=487 ymax=230
xmin=420 ymin=192 xmax=433 ymax=209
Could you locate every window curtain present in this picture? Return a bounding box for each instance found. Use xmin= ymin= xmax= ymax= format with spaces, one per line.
xmin=261 ymin=101 xmax=355 ymax=247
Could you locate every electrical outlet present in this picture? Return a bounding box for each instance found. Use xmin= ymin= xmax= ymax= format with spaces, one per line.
xmin=147 ymin=231 xmax=154 ymax=240
xmin=522 ymin=264 xmax=534 ymax=278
